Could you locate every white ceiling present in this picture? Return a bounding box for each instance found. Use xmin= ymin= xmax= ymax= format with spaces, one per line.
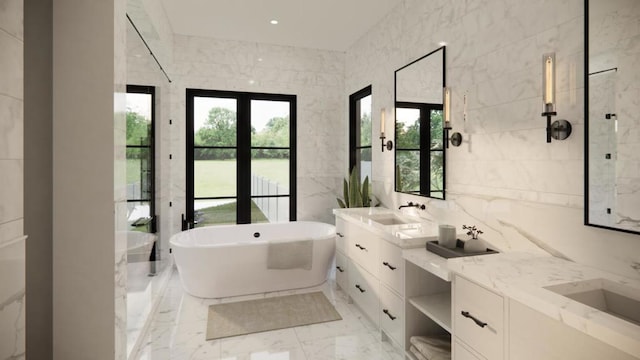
xmin=159 ymin=0 xmax=402 ymax=52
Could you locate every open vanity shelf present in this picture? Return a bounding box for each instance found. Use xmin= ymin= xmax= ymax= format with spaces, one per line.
xmin=403 ymin=248 xmax=453 ymax=356
xmin=407 ymin=292 xmax=452 ymax=333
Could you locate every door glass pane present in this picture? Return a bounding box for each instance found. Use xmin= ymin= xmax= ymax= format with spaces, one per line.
xmin=251 ymin=150 xmax=289 ymax=195
xmin=194 ymin=199 xmax=236 ymax=226
xmin=251 ymin=150 xmax=289 ymax=223
xmin=194 ymin=96 xmax=237 ymax=147
xmin=396 ymin=108 xmax=420 ymax=149
xmin=251 ymin=100 xmax=290 ymax=147
xmin=194 ymin=148 xmax=237 ymax=198
xmin=359 ymin=95 xmax=372 ymax=146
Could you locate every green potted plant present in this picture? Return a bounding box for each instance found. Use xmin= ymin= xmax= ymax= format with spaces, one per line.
xmin=337 ymin=167 xmax=374 ymax=208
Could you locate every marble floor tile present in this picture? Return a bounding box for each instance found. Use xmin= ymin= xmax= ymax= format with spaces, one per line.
xmin=132 ymin=268 xmax=405 ymax=360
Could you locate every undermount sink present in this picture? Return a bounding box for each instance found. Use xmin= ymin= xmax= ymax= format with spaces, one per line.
xmin=545 ymin=278 xmax=640 ymax=326
xmin=368 ymin=214 xmax=413 ymax=226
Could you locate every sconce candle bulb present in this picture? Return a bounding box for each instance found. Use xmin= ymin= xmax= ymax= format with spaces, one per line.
xmin=543 ymin=53 xmax=556 ymax=113
xmin=379 ymin=107 xmax=393 ymax=152
xmin=443 ymin=87 xmax=451 ymax=128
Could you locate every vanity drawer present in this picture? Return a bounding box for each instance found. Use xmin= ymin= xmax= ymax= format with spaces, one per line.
xmin=379 ymin=284 xmax=404 ymax=347
xmin=335 ymin=251 xmax=348 ymax=291
xmin=378 ymin=240 xmax=404 ymax=296
xmin=348 ymin=262 xmax=380 ymax=327
xmin=347 ymin=227 xmax=380 ymax=276
xmin=454 ymin=340 xmax=482 ymax=360
xmin=454 ymin=276 xmax=504 ymax=360
xmin=335 ymin=218 xmax=347 ymax=253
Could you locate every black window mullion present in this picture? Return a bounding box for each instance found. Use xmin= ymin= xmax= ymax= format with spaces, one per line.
xmin=237 ymin=94 xmax=251 ymax=224
xmin=185 ymin=89 xmax=196 ymax=225
xmin=420 ymin=106 xmax=429 ymax=195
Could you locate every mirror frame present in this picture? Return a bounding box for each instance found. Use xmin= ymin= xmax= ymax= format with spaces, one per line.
xmin=394 ymin=46 xmax=447 ymax=199
xmin=584 ymin=0 xmax=640 ymax=235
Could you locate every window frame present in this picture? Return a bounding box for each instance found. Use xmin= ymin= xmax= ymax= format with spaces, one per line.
xmin=126 ymin=84 xmax=157 ymax=233
xmin=186 ymin=88 xmax=297 ymax=226
xmin=349 ymin=85 xmax=373 ymax=180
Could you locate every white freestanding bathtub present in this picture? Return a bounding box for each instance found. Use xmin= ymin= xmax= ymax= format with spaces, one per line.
xmin=170 ymin=221 xmax=336 ymax=298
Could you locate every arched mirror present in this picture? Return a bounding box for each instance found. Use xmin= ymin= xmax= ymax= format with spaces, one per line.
xmin=394 ymin=46 xmax=446 ymax=199
xmin=586 ymin=0 xmax=640 ymax=234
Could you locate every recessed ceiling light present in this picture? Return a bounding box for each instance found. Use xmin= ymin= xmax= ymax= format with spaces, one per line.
xmin=249 ymin=80 xmax=255 ymax=85
xmin=270 ymin=20 xmax=279 ymax=25
xmin=258 ymin=58 xmax=263 ymax=62
xmin=438 ymin=41 xmax=447 ymax=46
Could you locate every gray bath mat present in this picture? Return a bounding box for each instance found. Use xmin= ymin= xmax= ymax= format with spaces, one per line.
xmin=206 ymin=292 xmax=342 ymax=340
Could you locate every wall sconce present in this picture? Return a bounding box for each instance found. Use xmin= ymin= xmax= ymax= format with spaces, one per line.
xmin=542 ymin=52 xmax=572 ymax=142
xmin=380 ymin=108 xmax=393 ymax=152
xmin=443 ymin=87 xmax=463 ymax=148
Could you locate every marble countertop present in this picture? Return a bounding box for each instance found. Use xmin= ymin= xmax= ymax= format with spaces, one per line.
xmin=406 ymin=250 xmax=640 ymax=358
xmin=333 ymin=207 xmax=439 ymax=249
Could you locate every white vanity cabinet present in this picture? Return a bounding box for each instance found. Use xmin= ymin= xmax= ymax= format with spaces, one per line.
xmin=334 ymin=218 xmax=348 ymax=291
xmin=334 ymin=214 xmax=422 ymax=348
xmin=453 ymin=275 xmax=505 ymax=360
xmin=509 ymin=299 xmax=638 ymax=360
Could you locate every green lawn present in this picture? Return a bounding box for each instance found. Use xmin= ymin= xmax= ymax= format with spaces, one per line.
xmin=195 ymin=201 xmax=267 ymax=226
xmin=194 ymin=159 xmax=289 ymax=197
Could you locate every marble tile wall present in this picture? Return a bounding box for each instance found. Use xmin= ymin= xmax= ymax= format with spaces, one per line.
xmin=0 ymin=0 xmax=25 ymax=358
xmin=170 ymin=35 xmax=346 ymax=225
xmin=346 ymin=0 xmax=640 ymax=280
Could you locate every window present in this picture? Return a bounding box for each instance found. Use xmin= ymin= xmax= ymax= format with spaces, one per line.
xmin=186 ymin=89 xmax=297 ymax=226
xmin=349 ymin=85 xmax=372 ymax=183
xmin=395 ymin=102 xmax=444 ymax=198
xmin=126 ymin=85 xmax=156 ymax=232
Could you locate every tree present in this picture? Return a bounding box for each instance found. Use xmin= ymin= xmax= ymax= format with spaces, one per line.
xmin=252 ymin=115 xmax=290 ymax=159
xmin=126 ymin=110 xmax=150 ymax=160
xmin=195 ymin=107 xmax=237 ymax=160
xmin=126 ymin=110 xmax=150 ymax=146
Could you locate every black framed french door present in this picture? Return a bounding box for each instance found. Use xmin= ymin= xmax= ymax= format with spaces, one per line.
xmin=186 ymin=89 xmax=297 ymax=226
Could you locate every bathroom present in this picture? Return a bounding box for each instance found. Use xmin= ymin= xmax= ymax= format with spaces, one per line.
xmin=1 ymin=0 xmax=640 ymax=359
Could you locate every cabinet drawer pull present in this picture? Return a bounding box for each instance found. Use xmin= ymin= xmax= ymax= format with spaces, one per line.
xmin=355 ymin=284 xmax=366 ymax=293
xmin=355 ymin=244 xmax=366 ymax=250
xmin=336 ymin=266 xmax=344 ymax=272
xmin=461 ymin=310 xmax=487 ymax=328
xmin=382 ymin=309 xmax=397 ymax=320
xmin=336 ymin=232 xmax=344 ymax=237
xmin=382 ymin=261 xmax=397 ymax=270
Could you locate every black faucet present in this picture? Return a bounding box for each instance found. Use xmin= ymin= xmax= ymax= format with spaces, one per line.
xmin=398 ymin=202 xmax=425 ymax=210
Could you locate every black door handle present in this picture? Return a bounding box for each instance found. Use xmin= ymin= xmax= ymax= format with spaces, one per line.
xmin=336 ymin=232 xmax=344 ymax=237
xmin=355 ymin=284 xmax=365 ymax=293
xmin=336 ymin=266 xmax=344 ymax=272
xmin=355 ymin=244 xmax=366 ymax=250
